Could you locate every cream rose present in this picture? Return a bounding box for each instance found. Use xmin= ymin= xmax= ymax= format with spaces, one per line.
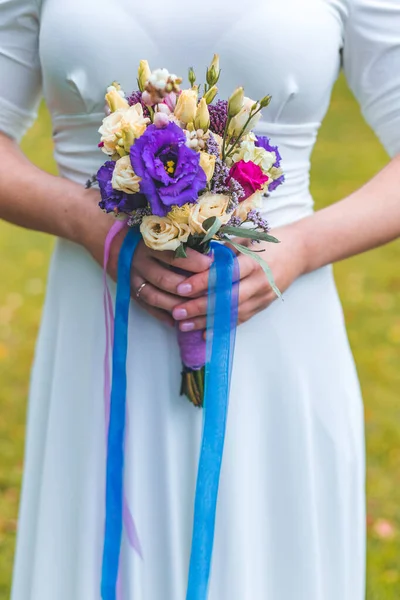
xmin=99 ymin=104 xmax=149 ymax=156
xmin=228 ymin=97 xmax=262 ymax=137
xmin=120 ymin=104 xmax=150 ymax=150
xmin=233 ymin=191 xmax=264 ymax=221
xmin=168 ymin=203 xmax=191 ymax=225
xmin=174 ymin=89 xmax=198 ymax=124
xmin=199 ymin=152 xmax=216 ymax=182
xmin=189 ymin=193 xmax=230 ymax=234
xmin=232 ymin=140 xmax=276 ymax=176
xmin=111 ymin=156 xmax=141 ymax=194
xmin=140 ymin=215 xmax=190 ymax=251
xmin=98 ymin=109 xmax=126 ymax=155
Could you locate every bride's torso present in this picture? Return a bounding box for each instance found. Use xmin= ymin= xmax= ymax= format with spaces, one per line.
xmin=39 ymin=0 xmax=348 ymax=227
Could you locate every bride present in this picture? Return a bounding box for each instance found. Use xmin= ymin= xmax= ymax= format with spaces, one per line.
xmin=1 ymin=0 xmax=399 ymax=598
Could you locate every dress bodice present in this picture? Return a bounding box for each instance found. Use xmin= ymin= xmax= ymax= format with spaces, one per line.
xmin=1 ymin=0 xmax=400 ymax=226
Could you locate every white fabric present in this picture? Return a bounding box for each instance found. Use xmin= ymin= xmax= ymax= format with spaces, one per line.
xmin=2 ymin=0 xmax=400 ymax=598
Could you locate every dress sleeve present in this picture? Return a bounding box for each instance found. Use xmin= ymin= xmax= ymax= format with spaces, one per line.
xmin=0 ymin=0 xmax=42 ymax=141
xmin=343 ymin=0 xmax=400 ymax=157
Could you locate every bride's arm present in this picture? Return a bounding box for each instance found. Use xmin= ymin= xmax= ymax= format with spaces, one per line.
xmin=0 ymin=132 xmax=104 ymax=245
xmin=0 ymin=131 xmax=211 ymax=327
xmin=172 ymin=157 xmax=400 ymax=333
xmin=295 ymin=154 xmax=400 ymax=274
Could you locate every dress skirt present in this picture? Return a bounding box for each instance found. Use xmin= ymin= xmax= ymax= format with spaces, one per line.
xmin=11 ymin=237 xmax=365 ymax=600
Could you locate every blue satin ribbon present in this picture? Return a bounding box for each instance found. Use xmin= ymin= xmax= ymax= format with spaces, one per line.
xmin=186 ymin=241 xmax=239 ymax=600
xmin=101 ymin=234 xmax=239 ymax=600
xmin=101 ymin=228 xmax=142 ymax=600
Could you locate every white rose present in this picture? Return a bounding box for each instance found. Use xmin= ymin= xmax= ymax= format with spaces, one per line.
xmin=140 ymin=215 xmax=190 ymax=251
xmin=243 ymin=131 xmax=257 ymax=143
xmin=228 ymin=97 xmax=262 ymax=137
xmin=233 ymin=191 xmax=264 ymax=221
xmin=111 ymin=156 xmax=141 ymax=194
xmin=269 ymin=165 xmax=284 ymax=181
xmin=233 ymin=140 xmax=276 ymax=174
xmin=188 ymin=193 xmax=231 ymax=235
xmin=98 ymin=109 xmax=126 ymax=155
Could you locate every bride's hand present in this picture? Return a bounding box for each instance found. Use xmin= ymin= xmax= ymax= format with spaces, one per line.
xmin=171 ymin=225 xmax=307 ymax=333
xmin=106 ymin=227 xmax=212 ymax=328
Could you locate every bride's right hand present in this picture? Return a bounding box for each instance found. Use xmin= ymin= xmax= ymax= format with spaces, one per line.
xmin=106 ymin=224 xmax=212 ymax=328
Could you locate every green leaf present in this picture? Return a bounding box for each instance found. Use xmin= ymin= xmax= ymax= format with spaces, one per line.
xmin=220 ymin=226 xmax=280 ymax=244
xmin=201 ymin=216 xmax=222 ymax=245
xmin=202 ymin=216 xmax=217 ymax=231
xmin=227 ymin=241 xmax=282 ymax=299
xmin=175 ymin=243 xmax=187 ymax=259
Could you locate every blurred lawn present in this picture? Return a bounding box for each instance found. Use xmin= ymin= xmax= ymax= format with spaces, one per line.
xmin=0 ymin=74 xmax=399 ymax=598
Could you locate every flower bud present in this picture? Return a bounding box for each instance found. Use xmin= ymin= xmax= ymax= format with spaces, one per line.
xmin=174 ymin=89 xmax=198 ymax=124
xmin=199 ymin=152 xmax=216 ymax=181
xmin=137 ymin=60 xmax=151 ymax=91
xmin=155 ymin=103 xmax=171 ymax=115
xmin=259 ymin=94 xmax=272 ymax=109
xmin=206 ymin=54 xmax=220 ymax=86
xmin=188 ymin=67 xmax=196 ymax=88
xmin=141 ymin=90 xmax=152 ymax=106
xmin=194 ymin=98 xmax=210 ymax=132
xmin=228 ymin=97 xmax=262 ymax=137
xmin=105 ymin=88 xmax=129 ymax=112
xmin=228 ymin=86 xmax=244 ymax=118
xmin=203 ymin=85 xmax=218 ymax=105
xmin=154 ymin=111 xmax=169 ymax=128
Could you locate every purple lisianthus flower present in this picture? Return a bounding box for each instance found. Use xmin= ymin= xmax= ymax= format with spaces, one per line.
xmin=130 ymin=122 xmax=207 ymax=216
xmin=255 ymin=135 xmax=285 ymax=192
xmin=97 ymin=161 xmax=147 ymax=214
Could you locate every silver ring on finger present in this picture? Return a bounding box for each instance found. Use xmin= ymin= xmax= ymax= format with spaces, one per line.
xmin=135 ymin=281 xmax=147 ymax=300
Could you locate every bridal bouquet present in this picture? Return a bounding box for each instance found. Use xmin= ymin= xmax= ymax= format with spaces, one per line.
xmin=94 ymin=55 xmax=284 ymax=407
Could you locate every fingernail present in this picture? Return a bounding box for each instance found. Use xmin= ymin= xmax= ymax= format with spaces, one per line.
xmin=180 ymin=321 xmax=195 ymax=332
xmin=173 ymin=308 xmax=187 ymax=320
xmin=177 ymin=283 xmax=193 ymax=295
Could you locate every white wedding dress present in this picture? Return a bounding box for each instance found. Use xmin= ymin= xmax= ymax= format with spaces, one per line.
xmin=2 ymin=0 xmax=400 ymax=598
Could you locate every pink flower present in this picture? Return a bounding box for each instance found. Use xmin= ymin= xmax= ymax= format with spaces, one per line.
xmin=227 ymin=160 xmax=269 ymax=200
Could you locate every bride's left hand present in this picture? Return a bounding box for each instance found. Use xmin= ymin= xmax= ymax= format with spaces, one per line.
xmin=172 ymin=225 xmax=306 ymax=334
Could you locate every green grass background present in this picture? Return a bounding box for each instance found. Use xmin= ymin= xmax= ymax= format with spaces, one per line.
xmin=0 ymin=74 xmax=399 ymax=598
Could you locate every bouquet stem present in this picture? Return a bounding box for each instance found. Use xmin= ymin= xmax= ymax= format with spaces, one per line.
xmin=180 ymin=367 xmax=205 ymax=408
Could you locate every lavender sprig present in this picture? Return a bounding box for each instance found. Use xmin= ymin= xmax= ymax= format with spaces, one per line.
xmin=127 ymin=206 xmax=152 ymax=227
xmin=208 ymin=100 xmax=228 ymax=136
xmin=246 ymin=210 xmax=270 ymax=233
xmin=227 ymin=215 xmax=242 ymax=227
xmin=227 ymin=177 xmax=245 ymax=212
xmin=127 ymin=90 xmax=151 ymax=119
